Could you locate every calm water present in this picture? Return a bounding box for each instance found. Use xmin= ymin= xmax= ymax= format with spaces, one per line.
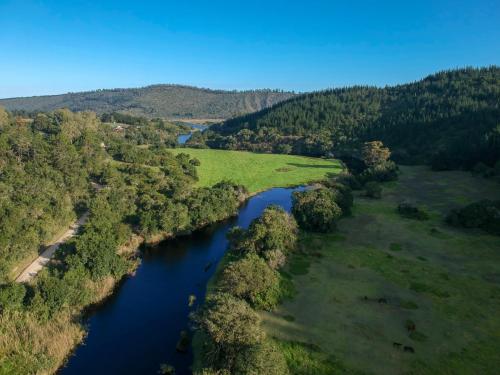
xmin=59 ymin=186 xmax=303 ymax=375
xmin=177 ymin=123 xmax=207 ymax=145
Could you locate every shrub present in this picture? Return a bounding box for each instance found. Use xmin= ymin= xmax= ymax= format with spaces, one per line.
xmin=233 ymin=339 xmax=289 ymax=375
xmin=365 ymin=181 xmax=382 ymax=199
xmin=362 ymin=141 xmax=390 ymax=167
xmin=229 ymin=206 xmax=297 ymax=268
xmin=360 ymin=160 xmax=398 ymax=183
xmin=219 ymin=254 xmax=281 ymax=310
xmin=322 ymin=181 xmax=354 ymax=215
xmin=446 ymin=200 xmax=500 ymax=235
xmin=398 ymin=202 xmax=429 ymax=220
xmin=336 ymin=172 xmax=362 ymax=190
xmin=194 ymin=293 xmax=265 ymax=348
xmin=0 ymin=283 xmax=26 ymax=312
xmin=292 ymin=188 xmax=343 ymax=232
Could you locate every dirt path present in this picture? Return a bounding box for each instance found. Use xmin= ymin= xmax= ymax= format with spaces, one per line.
xmin=15 ymin=182 xmax=104 ymax=283
xmin=15 ymin=212 xmax=90 ymax=283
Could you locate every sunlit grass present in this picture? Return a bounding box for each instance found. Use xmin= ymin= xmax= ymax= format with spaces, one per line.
xmin=169 ymin=148 xmax=343 ymax=193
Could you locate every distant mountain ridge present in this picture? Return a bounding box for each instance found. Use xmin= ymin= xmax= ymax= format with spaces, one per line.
xmin=0 ymin=84 xmax=296 ymax=119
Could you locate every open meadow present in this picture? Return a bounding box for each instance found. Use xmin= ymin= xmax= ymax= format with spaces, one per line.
xmin=262 ymin=166 xmax=500 ymax=374
xmin=169 ymin=148 xmax=343 ymax=193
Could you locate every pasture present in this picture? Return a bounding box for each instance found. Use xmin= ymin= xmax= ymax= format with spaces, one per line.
xmin=168 ymin=148 xmax=343 ymax=193
xmin=262 ymin=166 xmax=500 ymax=374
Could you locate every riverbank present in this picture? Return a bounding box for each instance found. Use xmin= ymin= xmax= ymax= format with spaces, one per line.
xmin=1 ymin=188 xmax=250 ymax=375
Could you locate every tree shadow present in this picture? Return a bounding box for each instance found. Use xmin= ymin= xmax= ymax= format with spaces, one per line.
xmin=286 ymin=163 xmax=338 ymax=169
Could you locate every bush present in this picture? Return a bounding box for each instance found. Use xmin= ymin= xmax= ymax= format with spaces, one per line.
xmin=194 ymin=293 xmax=265 ymax=348
xmin=0 ymin=283 xmax=26 ymax=312
xmin=398 ymin=202 xmax=429 ymax=220
xmin=336 ymin=172 xmax=362 ymax=190
xmin=365 ymin=181 xmax=382 ymax=199
xmin=322 ymin=181 xmax=354 ymax=215
xmin=446 ymin=200 xmax=500 ymax=235
xmin=233 ymin=339 xmax=289 ymax=375
xmin=229 ymin=206 xmax=297 ymax=269
xmin=292 ymin=188 xmax=343 ymax=232
xmin=219 ymin=254 xmax=281 ymax=310
xmin=360 ymin=160 xmax=399 ymax=183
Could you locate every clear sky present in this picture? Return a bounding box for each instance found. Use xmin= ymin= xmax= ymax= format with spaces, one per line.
xmin=0 ymin=0 xmax=499 ymax=98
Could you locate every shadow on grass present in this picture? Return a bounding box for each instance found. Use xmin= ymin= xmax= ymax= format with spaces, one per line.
xmin=287 ymin=163 xmax=339 ymax=169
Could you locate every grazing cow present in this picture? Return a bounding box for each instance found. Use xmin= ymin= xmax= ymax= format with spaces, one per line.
xmin=393 ymin=342 xmax=402 ymax=349
xmin=404 ymin=346 xmax=415 ymax=353
xmin=378 ymin=298 xmax=388 ymax=304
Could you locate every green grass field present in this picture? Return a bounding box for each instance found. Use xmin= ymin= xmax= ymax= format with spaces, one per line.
xmin=262 ymin=166 xmax=500 ymax=374
xmin=169 ymin=148 xmax=343 ymax=193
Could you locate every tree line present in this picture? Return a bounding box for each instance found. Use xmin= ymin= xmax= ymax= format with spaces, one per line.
xmin=190 ymin=67 xmax=500 ymax=171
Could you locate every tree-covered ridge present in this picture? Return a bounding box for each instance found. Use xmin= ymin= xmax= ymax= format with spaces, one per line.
xmin=198 ymin=67 xmax=500 ymax=169
xmin=0 ymin=85 xmax=295 ymax=120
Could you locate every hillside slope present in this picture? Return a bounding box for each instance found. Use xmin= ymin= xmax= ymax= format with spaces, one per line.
xmin=198 ymin=67 xmax=500 ymax=169
xmin=0 ymin=85 xmax=295 ymax=119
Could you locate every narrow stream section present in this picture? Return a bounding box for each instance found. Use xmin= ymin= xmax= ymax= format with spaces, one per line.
xmin=59 ymin=186 xmax=303 ymax=375
xmin=177 ymin=123 xmax=207 ymax=145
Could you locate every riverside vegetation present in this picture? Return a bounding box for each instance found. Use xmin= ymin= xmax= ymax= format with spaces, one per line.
xmin=0 ymin=106 xmax=341 ymax=374
xmin=0 ymin=108 xmax=248 ymax=374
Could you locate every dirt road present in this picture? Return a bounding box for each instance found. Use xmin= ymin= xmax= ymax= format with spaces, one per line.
xmin=15 ymin=212 xmax=90 ymax=283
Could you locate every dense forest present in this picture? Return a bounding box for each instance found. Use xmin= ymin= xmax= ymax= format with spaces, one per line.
xmin=192 ymin=67 xmax=500 ymax=170
xmin=0 ymin=85 xmax=295 ymax=120
xmin=0 ymin=107 xmax=247 ymax=374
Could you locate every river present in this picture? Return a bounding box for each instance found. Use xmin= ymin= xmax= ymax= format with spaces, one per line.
xmin=177 ymin=123 xmax=207 ymax=145
xmin=58 ymin=186 xmax=304 ymax=375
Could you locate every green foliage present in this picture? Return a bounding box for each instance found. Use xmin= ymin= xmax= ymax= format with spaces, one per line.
xmin=359 ymin=160 xmax=399 ymax=183
xmin=365 ymin=181 xmax=382 ymax=199
xmin=447 ymin=200 xmax=500 ymax=235
xmin=218 ymin=254 xmax=281 ymax=310
xmin=158 ymin=363 xmax=176 ymax=375
xmin=397 ymin=202 xmax=430 ymax=220
xmin=203 ymin=67 xmax=500 ymax=169
xmin=278 ymin=340 xmax=361 ymax=375
xmin=322 ymin=181 xmax=354 ymax=215
xmin=229 ymin=206 xmax=297 ymax=269
xmin=195 ymin=293 xmax=265 ymax=348
xmin=0 ymin=109 xmax=105 ymax=281
xmin=0 ymin=86 xmax=294 ymax=119
xmin=232 ymin=339 xmax=289 ymax=375
xmin=0 ymin=283 xmax=26 ymax=312
xmin=292 ymin=188 xmax=343 ymax=232
xmin=362 ymin=141 xmax=391 ymax=167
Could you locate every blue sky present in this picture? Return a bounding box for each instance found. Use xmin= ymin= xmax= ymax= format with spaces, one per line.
xmin=0 ymin=0 xmax=499 ymax=98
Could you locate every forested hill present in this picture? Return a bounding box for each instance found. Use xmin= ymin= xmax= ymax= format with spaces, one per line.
xmin=197 ymin=67 xmax=500 ymax=169
xmin=0 ymin=85 xmax=295 ymax=119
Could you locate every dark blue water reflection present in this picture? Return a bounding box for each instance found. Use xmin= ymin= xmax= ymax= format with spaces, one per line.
xmin=59 ymin=186 xmax=303 ymax=375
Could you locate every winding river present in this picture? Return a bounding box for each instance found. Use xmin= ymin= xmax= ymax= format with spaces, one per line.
xmin=59 ymin=186 xmax=304 ymax=375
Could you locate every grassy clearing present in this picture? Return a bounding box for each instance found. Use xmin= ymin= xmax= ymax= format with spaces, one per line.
xmin=262 ymin=166 xmax=500 ymax=374
xmin=169 ymin=148 xmax=343 ymax=193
